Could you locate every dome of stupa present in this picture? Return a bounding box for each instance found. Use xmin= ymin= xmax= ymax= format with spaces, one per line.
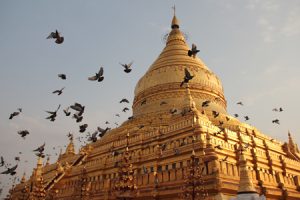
xmin=133 ymin=15 xmax=226 ymax=117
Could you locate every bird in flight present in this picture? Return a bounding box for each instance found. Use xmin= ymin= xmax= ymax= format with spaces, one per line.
xmin=52 ymin=87 xmax=65 ymax=95
xmin=272 ymin=119 xmax=280 ymax=125
xmin=180 ymin=68 xmax=194 ymax=87
xmin=33 ymin=143 xmax=46 ymax=153
xmin=1 ymin=165 xmax=18 ymax=176
xmin=120 ymin=98 xmax=129 ymax=103
xmin=17 ymin=130 xmax=30 ymax=139
xmin=237 ymin=101 xmax=243 ymax=106
xmin=122 ymin=107 xmax=129 ymax=112
xmin=45 ymin=104 xmax=61 ymax=121
xmin=188 ymin=43 xmax=200 ymax=58
xmin=63 ymin=107 xmax=71 ymax=116
xmin=58 ymin=74 xmax=66 ymax=80
xmin=202 ymin=100 xmax=210 ymax=107
xmin=234 ymin=114 xmax=239 ymax=118
xmin=88 ymin=66 xmax=104 ymax=82
xmin=212 ymin=111 xmax=219 ymax=118
xmin=244 ymin=116 xmax=250 ymax=121
xmin=120 ymin=61 xmax=133 ymax=73
xmin=79 ymin=124 xmax=88 ymax=133
xmin=47 ymin=30 xmax=64 ymax=44
xmin=9 ymin=108 xmax=22 ymax=120
xmin=0 ymin=156 xmax=4 ymax=167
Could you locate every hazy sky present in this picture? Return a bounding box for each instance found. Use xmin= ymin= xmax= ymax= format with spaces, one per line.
xmin=1 ymin=0 xmax=300 ymax=197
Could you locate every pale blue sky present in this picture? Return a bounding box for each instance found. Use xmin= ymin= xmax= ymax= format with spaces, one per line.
xmin=1 ymin=0 xmax=300 ymax=197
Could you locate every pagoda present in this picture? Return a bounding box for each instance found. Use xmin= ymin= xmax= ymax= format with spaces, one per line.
xmin=9 ymin=12 xmax=300 ymax=200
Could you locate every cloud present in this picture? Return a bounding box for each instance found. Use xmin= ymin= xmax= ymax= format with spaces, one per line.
xmin=281 ymin=8 xmax=300 ymax=37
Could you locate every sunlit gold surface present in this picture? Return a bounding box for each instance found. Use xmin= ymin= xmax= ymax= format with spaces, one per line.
xmin=9 ymin=15 xmax=300 ymax=200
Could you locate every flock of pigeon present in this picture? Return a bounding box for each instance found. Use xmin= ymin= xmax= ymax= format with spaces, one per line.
xmin=0 ymin=34 xmax=285 ymax=197
xmin=0 ymin=30 xmax=134 ymax=182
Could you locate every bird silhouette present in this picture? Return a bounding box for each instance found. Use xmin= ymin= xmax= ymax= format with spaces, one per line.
xmin=33 ymin=143 xmax=45 ymax=153
xmin=79 ymin=124 xmax=88 ymax=133
xmin=46 ymin=30 xmax=64 ymax=44
xmin=88 ymin=67 xmax=104 ymax=82
xmin=180 ymin=68 xmax=194 ymax=87
xmin=122 ymin=107 xmax=129 ymax=112
xmin=202 ymin=100 xmax=210 ymax=107
xmin=272 ymin=119 xmax=280 ymax=125
xmin=170 ymin=108 xmax=177 ymax=115
xmin=45 ymin=104 xmax=60 ymax=121
xmin=0 ymin=156 xmax=4 ymax=167
xmin=160 ymin=101 xmax=167 ymax=106
xmin=214 ymin=145 xmax=223 ymax=150
xmin=97 ymin=127 xmax=110 ymax=137
xmin=63 ymin=107 xmax=71 ymax=116
xmin=244 ymin=116 xmax=250 ymax=121
xmin=9 ymin=108 xmax=22 ymax=120
xmin=58 ymin=74 xmax=66 ymax=80
xmin=120 ymin=98 xmax=129 ymax=103
xmin=279 ymin=107 xmax=283 ymax=112
xmin=52 ymin=87 xmax=65 ymax=95
xmin=237 ymin=101 xmax=244 ymax=106
xmin=234 ymin=114 xmax=239 ymax=118
xmin=73 ymin=113 xmax=83 ymax=123
xmin=115 ymin=114 xmax=120 ymax=117
xmin=212 ymin=111 xmax=219 ymax=118
xmin=105 ymin=121 xmax=110 ymax=124
xmin=272 ymin=108 xmax=278 ymax=112
xmin=17 ymin=130 xmax=29 ymax=139
xmin=222 ymin=155 xmax=229 ymax=161
xmin=1 ymin=165 xmax=18 ymax=175
xmin=188 ymin=43 xmax=200 ymax=58
xmin=141 ymin=99 xmax=147 ymax=105
xmin=120 ymin=61 xmax=133 ymax=73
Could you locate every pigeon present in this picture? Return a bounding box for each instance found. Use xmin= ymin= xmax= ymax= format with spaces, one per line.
xmin=272 ymin=119 xmax=280 ymax=125
xmin=219 ymin=121 xmax=224 ymax=126
xmin=9 ymin=109 xmax=22 ymax=120
xmin=214 ymin=145 xmax=223 ymax=150
xmin=33 ymin=143 xmax=45 ymax=153
xmin=58 ymin=74 xmax=66 ymax=80
xmin=98 ymin=127 xmax=111 ymax=137
xmin=1 ymin=165 xmax=18 ymax=175
xmin=105 ymin=121 xmax=110 ymax=124
xmin=237 ymin=101 xmax=243 ymax=106
xmin=122 ymin=107 xmax=129 ymax=112
xmin=212 ymin=111 xmax=219 ymax=118
xmin=88 ymin=131 xmax=98 ymax=142
xmin=79 ymin=124 xmax=88 ymax=133
xmin=170 ymin=108 xmax=177 ymax=115
xmin=0 ymin=156 xmax=4 ymax=167
xmin=180 ymin=68 xmax=194 ymax=87
xmin=160 ymin=101 xmax=167 ymax=106
xmin=73 ymin=113 xmax=83 ymax=123
xmin=225 ymin=116 xmax=230 ymax=121
xmin=120 ymin=98 xmax=129 ymax=103
xmin=120 ymin=61 xmax=133 ymax=73
xmin=88 ymin=67 xmax=104 ymax=82
xmin=46 ymin=30 xmax=64 ymax=44
xmin=279 ymin=107 xmax=283 ymax=112
xmin=213 ymin=128 xmax=224 ymax=136
xmin=141 ymin=99 xmax=147 ymax=105
xmin=234 ymin=114 xmax=239 ymax=118
xmin=52 ymin=87 xmax=65 ymax=95
xmin=14 ymin=157 xmax=20 ymax=162
xmin=174 ymin=148 xmax=180 ymax=155
xmin=128 ymin=116 xmax=134 ymax=120
xmin=67 ymin=132 xmax=73 ymax=139
xmin=188 ymin=43 xmax=200 ymax=58
xmin=115 ymin=114 xmax=120 ymax=117
xmin=272 ymin=108 xmax=278 ymax=112
xmin=70 ymin=103 xmax=85 ymax=117
xmin=63 ymin=107 xmax=71 ymax=116
xmin=35 ymin=152 xmax=45 ymax=158
xmin=222 ymin=155 xmax=229 ymax=161
xmin=244 ymin=116 xmax=250 ymax=121
xmin=202 ymin=100 xmax=210 ymax=107
xmin=45 ymin=104 xmax=61 ymax=121
xmin=17 ymin=130 xmax=29 ymax=138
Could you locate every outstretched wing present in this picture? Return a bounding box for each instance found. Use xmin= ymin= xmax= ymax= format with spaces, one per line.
xmin=46 ymin=32 xmax=56 ymax=39
xmin=98 ymin=67 xmax=104 ymax=76
xmin=127 ymin=61 xmax=133 ymax=69
xmin=88 ymin=75 xmax=98 ymax=81
xmin=184 ymin=68 xmax=192 ymax=78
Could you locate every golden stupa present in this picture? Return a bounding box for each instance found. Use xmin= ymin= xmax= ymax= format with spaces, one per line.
xmin=8 ymin=13 xmax=300 ymax=200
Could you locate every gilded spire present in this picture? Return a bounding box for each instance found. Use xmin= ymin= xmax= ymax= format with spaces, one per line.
xmin=288 ymin=131 xmax=295 ymax=147
xmin=35 ymin=156 xmax=43 ymax=178
xmin=237 ymin=152 xmax=257 ymax=194
xmin=21 ymin=172 xmax=26 ymax=183
xmin=65 ymin=135 xmax=75 ymax=155
xmin=171 ymin=5 xmax=179 ymax=29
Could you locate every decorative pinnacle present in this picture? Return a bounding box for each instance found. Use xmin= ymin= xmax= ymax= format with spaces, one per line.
xmin=171 ymin=5 xmax=179 ymax=29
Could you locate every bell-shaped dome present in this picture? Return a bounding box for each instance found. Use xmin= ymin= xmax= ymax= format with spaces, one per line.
xmin=133 ymin=15 xmax=226 ymax=117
